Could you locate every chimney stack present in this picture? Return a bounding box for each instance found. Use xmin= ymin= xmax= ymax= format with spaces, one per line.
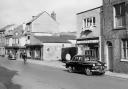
xmin=51 ymin=11 xmax=56 ymax=21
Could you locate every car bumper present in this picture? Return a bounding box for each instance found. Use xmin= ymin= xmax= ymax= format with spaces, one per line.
xmin=91 ymin=66 xmax=105 ymax=73
xmin=91 ymin=69 xmax=105 ymax=73
xmin=8 ymin=57 xmax=16 ymax=60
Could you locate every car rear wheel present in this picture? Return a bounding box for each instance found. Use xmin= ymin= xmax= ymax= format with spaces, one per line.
xmin=85 ymin=68 xmax=92 ymax=76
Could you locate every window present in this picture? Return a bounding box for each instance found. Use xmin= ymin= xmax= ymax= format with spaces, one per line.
xmin=114 ymin=2 xmax=126 ymax=28
xmin=13 ymin=39 xmax=15 ymax=44
xmin=93 ymin=17 xmax=95 ymax=26
xmin=121 ymin=40 xmax=128 ymax=60
xmin=28 ymin=36 xmax=30 ymax=40
xmin=83 ymin=17 xmax=96 ymax=28
xmin=16 ymin=39 xmax=19 ymax=44
xmin=6 ymin=39 xmax=9 ymax=45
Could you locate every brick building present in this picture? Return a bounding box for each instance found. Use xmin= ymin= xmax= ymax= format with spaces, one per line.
xmin=102 ymin=0 xmax=128 ymax=73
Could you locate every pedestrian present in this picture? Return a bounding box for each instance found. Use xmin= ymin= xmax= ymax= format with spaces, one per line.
xmin=22 ymin=51 xmax=27 ymax=64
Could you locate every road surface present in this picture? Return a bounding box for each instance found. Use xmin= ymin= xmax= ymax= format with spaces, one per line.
xmin=0 ymin=57 xmax=128 ymax=89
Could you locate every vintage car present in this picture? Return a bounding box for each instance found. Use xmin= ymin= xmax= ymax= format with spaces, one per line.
xmin=65 ymin=55 xmax=106 ymax=76
xmin=8 ymin=54 xmax=16 ymax=60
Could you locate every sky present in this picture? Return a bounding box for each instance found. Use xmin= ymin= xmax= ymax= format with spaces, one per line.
xmin=0 ymin=0 xmax=102 ymax=32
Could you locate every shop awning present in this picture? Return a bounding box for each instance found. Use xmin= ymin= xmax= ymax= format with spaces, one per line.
xmin=5 ymin=46 xmax=26 ymax=49
xmin=25 ymin=44 xmax=43 ymax=47
xmin=76 ymin=37 xmax=99 ymax=45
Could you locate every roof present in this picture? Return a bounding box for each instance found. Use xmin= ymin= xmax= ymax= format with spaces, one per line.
xmin=77 ymin=37 xmax=99 ymax=41
xmin=26 ymin=11 xmax=56 ymax=24
xmin=34 ymin=36 xmax=70 ymax=43
xmin=76 ymin=6 xmax=102 ymax=15
xmin=0 ymin=24 xmax=15 ymax=32
xmin=59 ymin=35 xmax=76 ymax=40
xmin=54 ymin=31 xmax=77 ymax=40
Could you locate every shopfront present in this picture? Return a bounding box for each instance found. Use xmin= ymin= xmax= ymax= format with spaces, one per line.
xmin=76 ymin=37 xmax=99 ymax=60
xmin=25 ymin=44 xmax=43 ymax=60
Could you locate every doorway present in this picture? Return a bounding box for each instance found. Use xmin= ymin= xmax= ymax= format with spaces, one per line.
xmin=106 ymin=41 xmax=113 ymax=71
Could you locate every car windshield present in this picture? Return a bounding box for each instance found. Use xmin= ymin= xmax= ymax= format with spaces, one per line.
xmin=72 ymin=56 xmax=83 ymax=61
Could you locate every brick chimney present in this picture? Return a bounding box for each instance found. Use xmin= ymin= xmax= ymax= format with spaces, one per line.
xmin=51 ymin=11 xmax=56 ymax=21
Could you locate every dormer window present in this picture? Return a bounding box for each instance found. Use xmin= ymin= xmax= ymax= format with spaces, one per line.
xmin=113 ymin=2 xmax=126 ymax=29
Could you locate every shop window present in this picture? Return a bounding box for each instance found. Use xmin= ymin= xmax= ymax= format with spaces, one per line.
xmin=121 ymin=40 xmax=128 ymax=61
xmin=114 ymin=2 xmax=126 ymax=29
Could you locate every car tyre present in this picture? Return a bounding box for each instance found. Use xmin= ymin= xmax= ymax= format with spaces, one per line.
xmin=68 ymin=66 xmax=74 ymax=73
xmin=85 ymin=68 xmax=92 ymax=76
xmin=99 ymin=72 xmax=105 ymax=75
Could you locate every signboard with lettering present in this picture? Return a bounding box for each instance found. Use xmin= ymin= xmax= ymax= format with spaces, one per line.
xmin=77 ymin=40 xmax=99 ymax=44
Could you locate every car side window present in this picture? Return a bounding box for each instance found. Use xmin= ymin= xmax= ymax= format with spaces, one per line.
xmin=75 ymin=57 xmax=78 ymax=61
xmin=73 ymin=57 xmax=77 ymax=61
xmin=79 ymin=57 xmax=82 ymax=61
xmin=84 ymin=57 xmax=89 ymax=61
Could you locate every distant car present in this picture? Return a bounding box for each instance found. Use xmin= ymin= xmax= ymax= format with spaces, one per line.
xmin=65 ymin=55 xmax=106 ymax=76
xmin=8 ymin=54 xmax=16 ymax=60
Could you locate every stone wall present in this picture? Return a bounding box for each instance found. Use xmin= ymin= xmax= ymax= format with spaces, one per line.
xmin=103 ymin=0 xmax=128 ymax=73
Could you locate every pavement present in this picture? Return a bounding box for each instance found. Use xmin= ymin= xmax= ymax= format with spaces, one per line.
xmin=17 ymin=58 xmax=128 ymax=79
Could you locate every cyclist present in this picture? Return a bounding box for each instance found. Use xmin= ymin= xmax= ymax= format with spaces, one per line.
xmin=22 ymin=51 xmax=27 ymax=63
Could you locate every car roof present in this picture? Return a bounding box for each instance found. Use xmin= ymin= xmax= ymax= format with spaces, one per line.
xmin=74 ymin=55 xmax=85 ymax=57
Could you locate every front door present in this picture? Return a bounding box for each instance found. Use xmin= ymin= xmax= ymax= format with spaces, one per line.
xmin=106 ymin=41 xmax=113 ymax=71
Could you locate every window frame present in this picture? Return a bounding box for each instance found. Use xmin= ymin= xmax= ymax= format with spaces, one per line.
xmin=83 ymin=17 xmax=96 ymax=28
xmin=121 ymin=40 xmax=128 ymax=62
xmin=113 ymin=2 xmax=126 ymax=29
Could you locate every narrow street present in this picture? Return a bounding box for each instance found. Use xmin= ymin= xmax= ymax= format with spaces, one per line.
xmin=0 ymin=57 xmax=128 ymax=89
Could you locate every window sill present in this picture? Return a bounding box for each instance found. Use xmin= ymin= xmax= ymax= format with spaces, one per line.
xmin=120 ymin=59 xmax=128 ymax=62
xmin=113 ymin=27 xmax=126 ymax=30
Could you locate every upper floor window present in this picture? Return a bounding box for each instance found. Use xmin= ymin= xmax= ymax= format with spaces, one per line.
xmin=6 ymin=39 xmax=9 ymax=45
xmin=28 ymin=36 xmax=30 ymax=40
xmin=83 ymin=17 xmax=96 ymax=28
xmin=114 ymin=2 xmax=126 ymax=28
xmin=16 ymin=39 xmax=19 ymax=44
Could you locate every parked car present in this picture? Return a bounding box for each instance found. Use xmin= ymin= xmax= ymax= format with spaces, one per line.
xmin=65 ymin=55 xmax=106 ymax=76
xmin=8 ymin=54 xmax=16 ymax=60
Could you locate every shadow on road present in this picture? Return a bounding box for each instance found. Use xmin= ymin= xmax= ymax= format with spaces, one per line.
xmin=0 ymin=66 xmax=21 ymax=89
xmin=63 ymin=69 xmax=105 ymax=77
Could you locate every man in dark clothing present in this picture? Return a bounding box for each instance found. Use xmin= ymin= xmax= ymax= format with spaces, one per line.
xmin=22 ymin=51 xmax=27 ymax=63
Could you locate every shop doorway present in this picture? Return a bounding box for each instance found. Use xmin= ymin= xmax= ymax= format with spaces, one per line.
xmin=106 ymin=41 xmax=113 ymax=71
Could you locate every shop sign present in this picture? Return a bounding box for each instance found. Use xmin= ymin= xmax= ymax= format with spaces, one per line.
xmin=77 ymin=40 xmax=99 ymax=44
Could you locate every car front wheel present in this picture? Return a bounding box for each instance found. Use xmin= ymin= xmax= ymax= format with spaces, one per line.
xmin=68 ymin=66 xmax=74 ymax=73
xmin=85 ymin=68 xmax=92 ymax=76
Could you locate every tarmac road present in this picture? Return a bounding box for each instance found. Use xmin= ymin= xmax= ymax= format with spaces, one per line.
xmin=0 ymin=57 xmax=128 ymax=89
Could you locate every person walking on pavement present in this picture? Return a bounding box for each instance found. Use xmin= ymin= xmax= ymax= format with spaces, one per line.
xmin=22 ymin=51 xmax=27 ymax=64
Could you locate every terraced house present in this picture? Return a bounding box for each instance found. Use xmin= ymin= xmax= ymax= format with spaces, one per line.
xmin=102 ymin=0 xmax=128 ymax=73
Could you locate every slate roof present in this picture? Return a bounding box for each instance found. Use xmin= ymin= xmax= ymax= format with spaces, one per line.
xmin=58 ymin=31 xmax=77 ymax=40
xmin=34 ymin=36 xmax=71 ymax=43
xmin=59 ymin=35 xmax=76 ymax=40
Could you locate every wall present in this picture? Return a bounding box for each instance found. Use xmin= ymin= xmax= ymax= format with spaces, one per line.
xmin=43 ymin=43 xmax=72 ymax=61
xmin=20 ymin=37 xmax=27 ymax=46
xmin=76 ymin=7 xmax=101 ymax=38
xmin=103 ymin=0 xmax=128 ymax=73
xmin=31 ymin=12 xmax=59 ymax=33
